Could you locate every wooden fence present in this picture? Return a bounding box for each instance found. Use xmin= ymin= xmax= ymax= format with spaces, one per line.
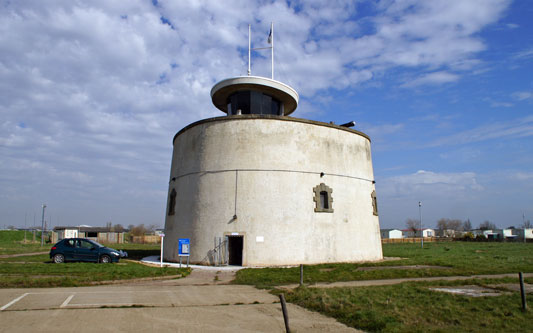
xmin=381 ymin=237 xmax=439 ymax=244
xmin=131 ymin=235 xmax=161 ymax=244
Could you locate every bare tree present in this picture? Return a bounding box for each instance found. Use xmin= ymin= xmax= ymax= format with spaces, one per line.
xmin=436 ymin=218 xmax=449 ymax=231
xmin=436 ymin=218 xmax=462 ymax=231
xmin=479 ymin=220 xmax=497 ymax=230
xmin=463 ymin=219 xmax=472 ymax=231
xmin=406 ymin=218 xmax=419 ymax=236
xmin=147 ymin=224 xmax=158 ymax=234
xmin=521 ymin=220 xmax=532 ymax=229
xmin=448 ymin=219 xmax=462 ymax=230
xmin=130 ymin=224 xmax=147 ymax=236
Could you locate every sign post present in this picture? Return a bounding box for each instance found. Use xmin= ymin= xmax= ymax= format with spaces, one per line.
xmin=178 ymin=238 xmax=190 ymax=268
xmin=159 ymin=233 xmax=165 ymax=268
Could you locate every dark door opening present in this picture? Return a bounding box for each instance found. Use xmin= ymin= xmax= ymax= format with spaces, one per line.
xmin=227 ymin=236 xmax=243 ymax=266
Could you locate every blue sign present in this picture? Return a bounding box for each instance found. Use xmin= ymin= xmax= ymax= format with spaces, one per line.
xmin=178 ymin=238 xmax=190 ymax=256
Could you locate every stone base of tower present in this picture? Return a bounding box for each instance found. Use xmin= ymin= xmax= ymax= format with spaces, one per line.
xmin=163 ymin=115 xmax=383 ymax=266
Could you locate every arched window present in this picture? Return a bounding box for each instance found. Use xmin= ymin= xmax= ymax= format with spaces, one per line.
xmin=313 ymin=183 xmax=333 ymax=213
xmin=168 ymin=188 xmax=176 ymax=216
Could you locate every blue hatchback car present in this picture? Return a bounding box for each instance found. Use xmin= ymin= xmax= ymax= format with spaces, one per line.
xmin=50 ymin=238 xmax=127 ymax=263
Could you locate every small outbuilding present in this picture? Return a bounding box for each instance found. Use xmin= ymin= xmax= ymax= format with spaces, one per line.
xmin=381 ymin=229 xmax=403 ymax=239
xmin=52 ymin=226 xmax=125 ymax=244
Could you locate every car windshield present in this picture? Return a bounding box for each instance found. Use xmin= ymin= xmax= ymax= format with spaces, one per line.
xmin=88 ymin=240 xmax=104 ymax=248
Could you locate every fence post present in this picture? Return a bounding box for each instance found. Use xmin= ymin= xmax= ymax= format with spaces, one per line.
xmin=519 ymin=272 xmax=527 ymax=311
xmin=279 ymin=294 xmax=290 ymax=333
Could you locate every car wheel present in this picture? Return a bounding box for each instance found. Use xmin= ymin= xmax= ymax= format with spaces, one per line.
xmin=53 ymin=254 xmax=65 ymax=263
xmin=100 ymin=255 xmax=111 ymax=263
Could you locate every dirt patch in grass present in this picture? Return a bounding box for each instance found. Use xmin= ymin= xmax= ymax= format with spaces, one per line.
xmin=319 ymin=268 xmax=335 ymax=272
xmin=429 ymin=285 xmax=505 ymax=297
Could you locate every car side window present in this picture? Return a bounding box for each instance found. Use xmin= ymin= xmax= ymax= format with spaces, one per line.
xmin=79 ymin=240 xmax=93 ymax=249
xmin=65 ymin=240 xmax=75 ymax=247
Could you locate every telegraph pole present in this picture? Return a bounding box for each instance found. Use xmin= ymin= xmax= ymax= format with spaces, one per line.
xmin=40 ymin=204 xmax=46 ymax=246
xmin=419 ymin=201 xmax=423 ymax=248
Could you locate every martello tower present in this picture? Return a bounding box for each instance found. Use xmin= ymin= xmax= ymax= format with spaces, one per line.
xmin=163 ymin=26 xmax=382 ymax=266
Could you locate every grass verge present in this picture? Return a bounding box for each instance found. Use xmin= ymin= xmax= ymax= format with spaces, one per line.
xmin=233 ymin=242 xmax=533 ymax=288
xmin=281 ymin=279 xmax=533 ymax=332
xmin=0 ymin=260 xmax=190 ymax=288
xmin=0 ymin=230 xmax=46 ymax=255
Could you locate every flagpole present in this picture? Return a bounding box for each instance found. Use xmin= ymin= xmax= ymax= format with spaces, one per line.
xmin=248 ymin=24 xmax=251 ymax=76
xmin=271 ymin=22 xmax=274 ymax=79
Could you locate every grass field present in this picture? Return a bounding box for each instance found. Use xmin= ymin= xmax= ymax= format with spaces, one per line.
xmin=283 ymin=278 xmax=533 ymax=332
xmin=0 ymin=230 xmax=46 ymax=254
xmin=0 ymin=230 xmax=188 ymax=288
xmin=236 ymin=241 xmax=532 ymax=332
xmin=234 ymin=242 xmax=533 ymax=288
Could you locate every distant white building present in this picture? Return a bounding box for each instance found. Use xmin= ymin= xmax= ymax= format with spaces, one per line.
xmin=511 ymin=228 xmax=533 ymax=241
xmin=402 ymin=228 xmax=435 ymax=238
xmin=381 ymin=229 xmax=403 ymax=239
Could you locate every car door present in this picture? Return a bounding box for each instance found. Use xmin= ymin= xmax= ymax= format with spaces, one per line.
xmin=62 ymin=239 xmax=77 ymax=261
xmin=76 ymin=239 xmax=99 ymax=262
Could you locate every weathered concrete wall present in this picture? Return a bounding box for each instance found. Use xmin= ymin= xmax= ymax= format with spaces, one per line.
xmin=164 ymin=115 xmax=382 ymax=266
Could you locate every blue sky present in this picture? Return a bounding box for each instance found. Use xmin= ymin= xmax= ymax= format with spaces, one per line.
xmin=0 ymin=0 xmax=531 ymax=230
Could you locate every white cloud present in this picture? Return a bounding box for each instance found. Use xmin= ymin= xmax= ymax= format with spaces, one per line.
xmin=401 ymin=71 xmax=460 ymax=87
xmin=490 ymin=101 xmax=514 ymax=108
xmin=381 ymin=170 xmax=483 ymax=198
xmin=512 ymin=91 xmax=533 ymax=101
xmin=428 ymin=116 xmax=533 ymax=147
xmin=513 ymin=48 xmax=533 ymax=60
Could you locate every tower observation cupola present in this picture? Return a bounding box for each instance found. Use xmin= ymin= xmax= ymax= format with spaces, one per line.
xmin=211 ymin=76 xmax=299 ymax=116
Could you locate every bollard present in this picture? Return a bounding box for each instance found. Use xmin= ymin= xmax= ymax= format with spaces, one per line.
xmin=300 ymin=264 xmax=303 ymax=286
xmin=519 ymin=272 xmax=527 ymax=311
xmin=279 ymin=294 xmax=290 ymax=333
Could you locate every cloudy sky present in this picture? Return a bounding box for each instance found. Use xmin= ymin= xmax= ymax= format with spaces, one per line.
xmin=1 ymin=0 xmax=532 ymax=230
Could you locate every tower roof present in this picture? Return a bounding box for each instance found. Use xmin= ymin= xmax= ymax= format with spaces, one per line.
xmin=211 ymin=76 xmax=299 ymax=116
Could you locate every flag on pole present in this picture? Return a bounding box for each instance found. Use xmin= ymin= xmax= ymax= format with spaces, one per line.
xmin=267 ymin=26 xmax=272 ymax=44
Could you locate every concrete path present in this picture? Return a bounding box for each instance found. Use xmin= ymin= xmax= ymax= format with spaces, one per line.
xmin=0 ymin=251 xmax=47 ymax=258
xmin=0 ymin=269 xmax=359 ymax=333
xmin=280 ymin=272 xmax=533 ymax=289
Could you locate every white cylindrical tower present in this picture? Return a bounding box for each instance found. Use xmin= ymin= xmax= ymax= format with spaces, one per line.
xmin=163 ymin=76 xmax=382 ymax=266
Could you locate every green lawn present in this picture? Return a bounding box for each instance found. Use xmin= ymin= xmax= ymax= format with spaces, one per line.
xmin=0 ymin=230 xmax=46 ymax=254
xmin=0 ymin=230 xmax=188 ymax=288
xmin=283 ymin=279 xmax=533 ymax=332
xmin=0 ymin=260 xmax=189 ymax=288
xmin=234 ymin=242 xmax=533 ymax=288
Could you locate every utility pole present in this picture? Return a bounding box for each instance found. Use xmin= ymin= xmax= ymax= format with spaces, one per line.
xmin=40 ymin=204 xmax=46 ymax=246
xmin=419 ymin=201 xmax=423 ymax=248
xmin=24 ymin=212 xmax=27 ymax=243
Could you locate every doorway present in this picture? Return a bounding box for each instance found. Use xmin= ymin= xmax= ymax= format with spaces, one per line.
xmin=227 ymin=235 xmax=243 ymax=266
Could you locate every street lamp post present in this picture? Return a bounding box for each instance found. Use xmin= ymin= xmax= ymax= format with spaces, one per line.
xmin=419 ymin=201 xmax=423 ymax=248
xmin=40 ymin=204 xmax=46 ymax=246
